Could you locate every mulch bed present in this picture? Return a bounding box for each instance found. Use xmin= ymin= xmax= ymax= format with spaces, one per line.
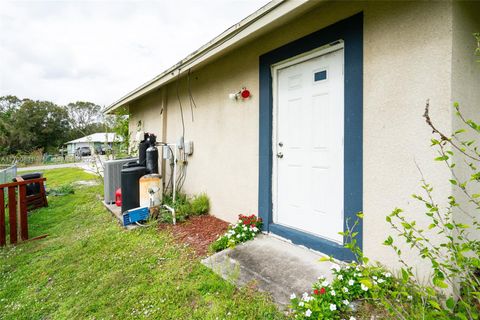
xmin=160 ymin=215 xmax=229 ymax=257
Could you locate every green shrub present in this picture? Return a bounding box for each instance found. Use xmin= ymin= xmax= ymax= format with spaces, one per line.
xmin=160 ymin=192 xmax=209 ymax=223
xmin=210 ymin=235 xmax=229 ymax=252
xmin=190 ymin=193 xmax=210 ymax=215
xmin=211 ymin=214 xmax=262 ymax=252
xmin=159 ymin=208 xmax=189 ymax=224
xmin=162 ymin=192 xmax=189 ymax=208
xmin=176 ymin=202 xmax=192 ymax=221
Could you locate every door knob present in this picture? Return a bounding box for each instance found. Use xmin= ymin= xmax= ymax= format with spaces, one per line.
xmin=276 ymin=152 xmax=284 ymax=159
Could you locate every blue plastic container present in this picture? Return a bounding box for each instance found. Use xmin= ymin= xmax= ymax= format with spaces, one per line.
xmin=123 ymin=206 xmax=149 ymax=226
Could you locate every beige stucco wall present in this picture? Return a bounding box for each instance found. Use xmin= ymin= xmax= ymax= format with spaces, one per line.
xmin=128 ymin=89 xmax=164 ymax=145
xmin=452 ymin=1 xmax=480 ymax=238
xmin=362 ymin=1 xmax=453 ymax=278
xmin=126 ymin=1 xmax=469 ymax=275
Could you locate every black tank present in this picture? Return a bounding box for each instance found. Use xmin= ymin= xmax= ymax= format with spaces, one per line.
xmin=121 ymin=166 xmax=146 ymax=213
xmin=138 ymin=133 xmax=149 ymax=167
xmin=146 ymin=133 xmax=158 ymax=174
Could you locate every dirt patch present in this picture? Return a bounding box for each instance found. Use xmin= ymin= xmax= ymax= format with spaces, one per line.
xmin=160 ymin=215 xmax=229 ymax=257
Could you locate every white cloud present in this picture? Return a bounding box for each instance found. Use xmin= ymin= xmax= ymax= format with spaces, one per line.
xmin=0 ymin=0 xmax=270 ymax=106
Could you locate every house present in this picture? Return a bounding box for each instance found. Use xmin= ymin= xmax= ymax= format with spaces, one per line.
xmin=65 ymin=132 xmax=122 ymax=155
xmin=105 ymin=0 xmax=480 ymax=278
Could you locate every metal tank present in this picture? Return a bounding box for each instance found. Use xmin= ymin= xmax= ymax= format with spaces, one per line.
xmin=138 ymin=133 xmax=149 ymax=167
xmin=146 ymin=134 xmax=159 ymax=174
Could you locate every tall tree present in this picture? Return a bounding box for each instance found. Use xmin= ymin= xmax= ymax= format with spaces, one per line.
xmin=0 ymin=95 xmax=22 ymax=112
xmin=0 ymin=96 xmax=120 ymax=156
xmin=0 ymin=96 xmax=22 ymax=154
xmin=67 ymin=101 xmax=103 ymax=137
xmin=10 ymin=99 xmax=70 ymax=153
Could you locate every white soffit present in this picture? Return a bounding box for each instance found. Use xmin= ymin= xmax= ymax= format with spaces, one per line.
xmin=105 ymin=0 xmax=319 ymax=114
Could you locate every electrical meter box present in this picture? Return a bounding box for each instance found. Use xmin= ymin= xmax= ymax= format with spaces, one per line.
xmin=162 ymin=145 xmax=172 ymax=159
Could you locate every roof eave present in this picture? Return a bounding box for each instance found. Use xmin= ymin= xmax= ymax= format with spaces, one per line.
xmin=104 ymin=0 xmax=315 ymax=114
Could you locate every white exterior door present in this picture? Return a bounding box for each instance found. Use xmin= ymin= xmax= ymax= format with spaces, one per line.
xmin=272 ymin=45 xmax=344 ymax=243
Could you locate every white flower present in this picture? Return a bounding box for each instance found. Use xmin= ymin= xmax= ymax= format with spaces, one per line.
xmin=302 ymin=292 xmax=309 ymax=301
xmin=372 ymin=276 xmax=378 ymax=280
xmin=337 ymin=275 xmax=343 ymax=280
xmin=238 ymin=220 xmax=242 ymax=223
xmin=253 ymin=227 xmax=258 ymax=232
xmin=384 ymin=272 xmax=392 ymax=278
xmin=299 ymin=301 xmax=304 ymax=307
xmin=342 ymin=299 xmax=349 ymax=306
xmin=321 ymin=280 xmax=329 ymax=287
xmin=329 ymin=304 xmax=337 ymax=311
xmin=342 ymin=287 xmax=349 ymax=293
xmin=308 ymin=296 xmax=315 ymax=302
xmin=305 ymin=309 xmax=312 ymax=317
xmin=348 ymin=279 xmax=355 ymax=286
xmin=349 ymin=317 xmax=357 ymax=320
xmin=290 ymin=293 xmax=296 ymax=299
xmin=355 ymin=266 xmax=360 ymax=271
xmin=361 ymin=284 xmax=369 ymax=291
xmin=330 ymin=290 xmax=336 ymax=296
xmin=378 ymin=278 xmax=385 ymax=284
xmin=330 ymin=265 xmax=341 ymax=272
xmin=236 ymin=234 xmax=241 ymax=238
xmin=407 ymin=295 xmax=412 ymax=300
xmin=243 ymin=226 xmax=247 ymax=231
xmin=354 ymin=273 xmax=361 ymax=277
xmin=346 ymin=266 xmax=351 ymax=270
xmin=318 ymin=275 xmax=326 ymax=280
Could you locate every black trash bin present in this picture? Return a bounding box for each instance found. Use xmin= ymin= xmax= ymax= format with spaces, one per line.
xmin=121 ymin=166 xmax=146 ymax=213
xmin=13 ymin=172 xmax=43 ymax=196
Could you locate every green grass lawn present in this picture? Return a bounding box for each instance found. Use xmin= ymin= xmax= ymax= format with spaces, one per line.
xmin=0 ymin=168 xmax=284 ymax=319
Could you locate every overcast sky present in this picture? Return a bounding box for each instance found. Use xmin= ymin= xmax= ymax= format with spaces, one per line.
xmin=0 ymin=0 xmax=270 ymax=107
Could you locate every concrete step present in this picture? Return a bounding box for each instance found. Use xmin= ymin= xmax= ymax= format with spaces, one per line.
xmin=202 ymin=234 xmax=335 ymax=307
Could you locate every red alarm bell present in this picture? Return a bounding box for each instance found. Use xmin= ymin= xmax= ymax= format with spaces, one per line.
xmin=241 ymin=88 xmax=251 ymax=99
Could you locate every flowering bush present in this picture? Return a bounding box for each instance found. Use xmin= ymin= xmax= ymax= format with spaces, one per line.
xmin=211 ymin=214 xmax=263 ymax=252
xmin=290 ymin=263 xmax=394 ymax=319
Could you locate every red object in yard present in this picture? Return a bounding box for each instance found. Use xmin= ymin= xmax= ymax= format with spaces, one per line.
xmin=115 ymin=188 xmax=122 ymax=207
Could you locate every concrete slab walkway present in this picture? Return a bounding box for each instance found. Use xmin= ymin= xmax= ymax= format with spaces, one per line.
xmin=202 ymin=234 xmax=336 ymax=307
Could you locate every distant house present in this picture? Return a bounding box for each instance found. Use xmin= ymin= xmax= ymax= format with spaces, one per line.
xmin=65 ymin=133 xmax=122 ymax=155
xmin=104 ymin=0 xmax=479 ymax=278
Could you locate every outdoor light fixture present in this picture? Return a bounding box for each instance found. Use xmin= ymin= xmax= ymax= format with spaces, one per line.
xmin=229 ymin=87 xmax=251 ymax=101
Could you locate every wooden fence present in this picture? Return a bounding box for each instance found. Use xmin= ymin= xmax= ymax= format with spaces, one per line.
xmin=0 ymin=178 xmax=47 ymax=246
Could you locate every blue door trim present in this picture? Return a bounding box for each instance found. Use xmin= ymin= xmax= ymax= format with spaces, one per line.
xmin=258 ymin=13 xmax=363 ymax=261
